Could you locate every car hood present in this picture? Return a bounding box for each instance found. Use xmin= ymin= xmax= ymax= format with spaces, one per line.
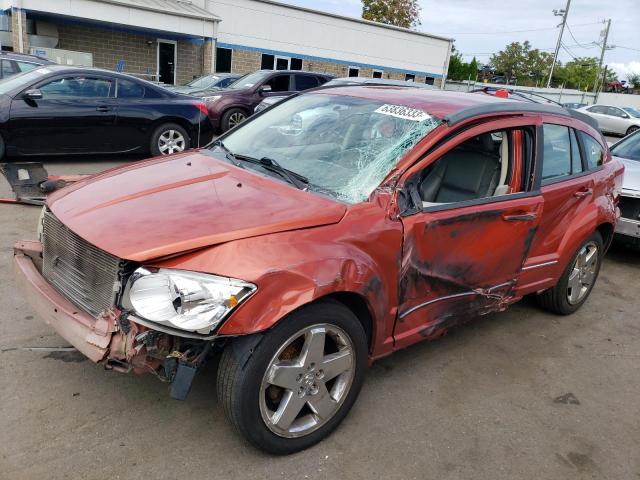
xmin=617 ymin=156 xmax=640 ymax=194
xmin=47 ymin=151 xmax=347 ymax=262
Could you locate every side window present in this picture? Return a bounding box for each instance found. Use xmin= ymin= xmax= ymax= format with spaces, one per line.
xmin=40 ymin=77 xmax=112 ymax=98
xmin=419 ymin=129 xmax=516 ymax=205
xmin=16 ymin=61 xmax=39 ymax=73
xmin=317 ymin=76 xmax=329 ymax=85
xmin=579 ymin=132 xmax=605 ymax=169
xmin=117 ymin=79 xmax=144 ymax=98
xmin=542 ymin=124 xmax=574 ymax=183
xmin=294 ymin=74 xmax=318 ymax=91
xmin=1 ymin=59 xmax=19 ymax=78
xmin=588 ymin=106 xmax=605 ymax=114
xmin=570 ymin=129 xmax=583 ymax=175
xmin=265 ymin=74 xmax=291 ymax=92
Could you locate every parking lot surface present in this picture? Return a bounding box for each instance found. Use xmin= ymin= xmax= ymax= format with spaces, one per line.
xmin=1 ymin=153 xmax=639 ymax=479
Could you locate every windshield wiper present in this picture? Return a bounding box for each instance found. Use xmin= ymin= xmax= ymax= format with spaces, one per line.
xmin=234 ymin=154 xmax=309 ymax=190
xmin=213 ymin=140 xmax=244 ymax=168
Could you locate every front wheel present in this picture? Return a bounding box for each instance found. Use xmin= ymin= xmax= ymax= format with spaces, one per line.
xmin=150 ymin=123 xmax=189 ymax=156
xmin=216 ymin=300 xmax=367 ymax=454
xmin=537 ymin=231 xmax=603 ymax=315
xmin=221 ymin=108 xmax=247 ymax=132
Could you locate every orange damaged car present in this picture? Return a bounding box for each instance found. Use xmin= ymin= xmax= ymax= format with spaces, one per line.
xmin=14 ymin=87 xmax=623 ymax=454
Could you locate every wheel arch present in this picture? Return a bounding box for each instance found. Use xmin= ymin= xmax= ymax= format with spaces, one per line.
xmin=151 ymin=117 xmax=196 ymax=145
xmin=596 ymin=222 xmax=615 ymax=250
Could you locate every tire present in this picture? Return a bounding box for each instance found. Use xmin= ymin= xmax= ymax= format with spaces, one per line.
xmin=0 ymin=134 xmax=5 ymax=161
xmin=537 ymin=231 xmax=604 ymax=315
xmin=150 ymin=123 xmax=190 ymax=156
xmin=217 ymin=300 xmax=367 ymax=454
xmin=221 ymin=108 xmax=248 ymax=132
xmin=626 ymin=126 xmax=639 ymax=137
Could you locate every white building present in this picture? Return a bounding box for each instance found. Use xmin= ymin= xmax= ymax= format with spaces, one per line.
xmin=0 ymin=0 xmax=452 ymax=86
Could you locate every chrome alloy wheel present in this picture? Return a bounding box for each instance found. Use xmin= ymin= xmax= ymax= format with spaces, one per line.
xmin=567 ymin=241 xmax=598 ymax=305
xmin=158 ymin=129 xmax=186 ymax=155
xmin=228 ymin=112 xmax=246 ymax=128
xmin=259 ymin=324 xmax=355 ymax=438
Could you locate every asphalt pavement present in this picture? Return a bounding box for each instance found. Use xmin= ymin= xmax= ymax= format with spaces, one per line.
xmin=0 ymin=144 xmax=638 ymax=479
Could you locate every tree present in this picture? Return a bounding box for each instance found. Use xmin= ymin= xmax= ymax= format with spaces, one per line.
xmin=362 ymin=0 xmax=421 ymax=29
xmin=555 ymin=57 xmax=598 ymax=90
xmin=626 ymin=73 xmax=640 ymax=89
xmin=446 ymin=44 xmax=479 ymax=81
xmin=490 ymin=41 xmax=530 ymax=84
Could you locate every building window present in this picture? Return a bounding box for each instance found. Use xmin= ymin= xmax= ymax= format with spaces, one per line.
xmin=216 ymin=47 xmax=232 ymax=73
xmin=405 ymin=74 xmax=415 ymax=82
xmin=425 ymin=76 xmax=435 ymax=85
xmin=0 ymin=15 xmax=10 ymax=32
xmin=290 ymin=57 xmax=303 ymax=70
xmin=372 ymin=70 xmax=383 ymax=79
xmin=26 ymin=18 xmax=36 ymax=35
xmin=348 ymin=67 xmax=359 ymax=77
xmin=261 ymin=54 xmax=275 ymax=70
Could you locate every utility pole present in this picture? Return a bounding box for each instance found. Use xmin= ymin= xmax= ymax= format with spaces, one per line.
xmin=593 ymin=19 xmax=612 ymax=94
xmin=547 ymin=0 xmax=572 ymax=88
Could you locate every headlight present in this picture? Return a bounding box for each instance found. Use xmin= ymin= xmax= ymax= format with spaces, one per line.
xmin=125 ymin=268 xmax=256 ymax=334
xmin=202 ymin=95 xmax=221 ymax=104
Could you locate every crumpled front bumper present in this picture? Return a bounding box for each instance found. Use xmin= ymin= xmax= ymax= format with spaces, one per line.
xmin=13 ymin=240 xmax=114 ymax=363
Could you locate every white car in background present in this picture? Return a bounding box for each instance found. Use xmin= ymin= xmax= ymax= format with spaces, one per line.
xmin=578 ymin=104 xmax=640 ymax=137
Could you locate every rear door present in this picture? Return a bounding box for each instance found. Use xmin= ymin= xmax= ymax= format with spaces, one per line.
xmin=516 ymin=123 xmax=595 ymax=294
xmin=394 ymin=120 xmax=543 ymax=349
xmin=293 ymin=73 xmax=319 ymax=92
xmin=607 ymin=106 xmax=630 ymax=135
xmin=9 ymin=74 xmax=117 ymax=154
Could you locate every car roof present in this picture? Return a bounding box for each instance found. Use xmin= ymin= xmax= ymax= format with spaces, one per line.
xmin=310 ymin=86 xmax=595 ymax=127
xmin=1 ymin=51 xmax=54 ymax=64
xmin=327 ymin=77 xmax=434 ymax=88
xmin=255 ymin=69 xmax=334 ymax=78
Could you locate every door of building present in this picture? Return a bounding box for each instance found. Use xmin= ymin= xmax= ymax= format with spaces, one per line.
xmin=157 ymin=40 xmax=176 ymax=85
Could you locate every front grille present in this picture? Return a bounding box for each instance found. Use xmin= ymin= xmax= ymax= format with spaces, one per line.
xmin=42 ymin=211 xmax=123 ymax=316
xmin=619 ymin=196 xmax=640 ymax=221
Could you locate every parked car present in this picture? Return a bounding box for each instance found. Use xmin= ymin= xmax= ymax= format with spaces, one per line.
xmin=610 ymin=129 xmax=640 ymax=243
xmin=206 ymin=70 xmax=334 ymax=132
xmin=165 ymin=73 xmax=240 ymax=96
xmin=563 ymin=102 xmax=588 ymax=110
xmin=0 ymin=51 xmax=55 ymax=80
xmin=324 ymin=77 xmax=435 ymax=88
xmin=578 ymin=104 xmax=640 ymax=136
xmin=471 ymin=87 xmax=559 ymax=105
xmin=0 ymin=65 xmax=214 ymax=158
xmin=15 ymin=88 xmax=623 ymax=454
xmin=254 ymin=76 xmax=434 ymax=113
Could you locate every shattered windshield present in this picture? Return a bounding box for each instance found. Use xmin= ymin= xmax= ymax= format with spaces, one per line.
xmin=217 ymin=92 xmax=440 ymax=203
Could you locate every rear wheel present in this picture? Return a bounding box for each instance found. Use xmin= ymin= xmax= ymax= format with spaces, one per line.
xmin=221 ymin=108 xmax=247 ymax=132
xmin=217 ymin=300 xmax=367 ymax=454
xmin=537 ymin=231 xmax=603 ymax=315
xmin=626 ymin=125 xmax=639 ymax=136
xmin=150 ymin=123 xmax=189 ymax=156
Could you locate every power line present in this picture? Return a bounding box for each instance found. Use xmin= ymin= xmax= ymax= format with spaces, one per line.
xmin=565 ymin=23 xmax=598 ymax=49
xmin=430 ymin=21 xmax=602 ymax=36
xmin=561 ymin=42 xmax=579 ymax=60
xmin=615 ymin=45 xmax=640 ymax=52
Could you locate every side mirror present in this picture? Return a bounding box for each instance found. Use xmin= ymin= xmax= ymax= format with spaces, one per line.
xmin=23 ymin=89 xmax=43 ymax=100
xmin=259 ymin=85 xmax=272 ymax=96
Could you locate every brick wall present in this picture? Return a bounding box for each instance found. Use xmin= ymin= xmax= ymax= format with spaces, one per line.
xmin=56 ymin=23 xmax=204 ymax=85
xmin=227 ymin=47 xmax=442 ymax=87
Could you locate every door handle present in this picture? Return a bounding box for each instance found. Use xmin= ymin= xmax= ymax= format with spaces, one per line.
xmin=574 ymin=188 xmax=593 ymax=198
xmin=502 ymin=213 xmax=538 ymax=222
xmin=96 ymin=106 xmax=111 ymax=112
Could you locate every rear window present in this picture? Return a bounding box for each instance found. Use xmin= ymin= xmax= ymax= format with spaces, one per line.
xmin=118 ymin=79 xmax=144 ymax=98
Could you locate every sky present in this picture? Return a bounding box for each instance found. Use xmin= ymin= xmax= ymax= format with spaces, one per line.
xmin=278 ymin=0 xmax=640 ymax=79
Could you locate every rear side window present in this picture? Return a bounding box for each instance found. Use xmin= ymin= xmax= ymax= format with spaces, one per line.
xmin=317 ymin=76 xmax=329 ymax=85
xmin=1 ymin=59 xmax=19 ymax=78
xmin=294 ymin=74 xmax=318 ymax=91
xmin=16 ymin=61 xmax=39 ymax=73
xmin=587 ymin=106 xmax=607 ymax=114
xmin=579 ymin=132 xmax=605 ymax=169
xmin=118 ymin=79 xmax=144 ymax=98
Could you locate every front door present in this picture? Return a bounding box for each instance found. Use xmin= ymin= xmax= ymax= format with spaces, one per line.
xmin=8 ymin=74 xmax=117 ymax=155
xmin=393 ymin=123 xmax=543 ymax=349
xmin=158 ymin=40 xmax=176 ymax=85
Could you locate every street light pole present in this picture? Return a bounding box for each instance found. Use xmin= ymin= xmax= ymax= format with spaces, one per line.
xmin=547 ymin=0 xmax=572 ymax=88
xmin=593 ymin=19 xmax=612 ymax=95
